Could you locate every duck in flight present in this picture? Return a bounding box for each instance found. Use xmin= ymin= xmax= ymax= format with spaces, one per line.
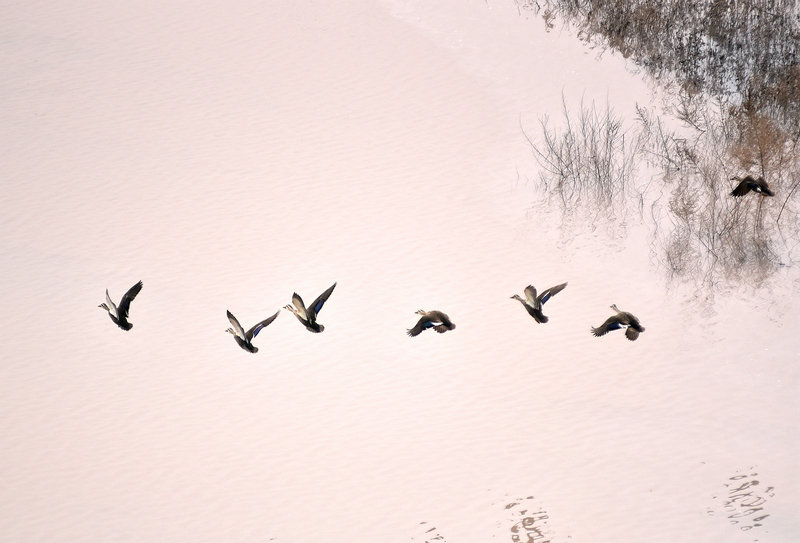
xmin=730 ymin=175 xmax=774 ymax=197
xmin=407 ymin=309 xmax=456 ymax=337
xmin=98 ymin=280 xmax=143 ymax=331
xmin=284 ymin=282 xmax=337 ymax=333
xmin=510 ymin=282 xmax=567 ymax=323
xmin=591 ymin=304 xmax=645 ymax=341
xmin=225 ymin=309 xmax=280 ymax=353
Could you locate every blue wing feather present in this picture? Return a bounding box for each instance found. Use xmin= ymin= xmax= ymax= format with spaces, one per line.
xmin=247 ymin=311 xmax=279 ymax=340
xmin=309 ymin=283 xmax=336 ymax=317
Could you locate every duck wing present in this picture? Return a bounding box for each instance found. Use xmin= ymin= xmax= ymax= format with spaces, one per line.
xmin=226 ymin=310 xmax=247 ymax=340
xmin=591 ymin=316 xmax=625 ymax=337
xmin=756 ymin=177 xmax=775 ymax=196
xmin=117 ymin=281 xmax=143 ymax=319
xmin=291 ymin=293 xmax=309 ymax=320
xmin=246 ymin=310 xmax=280 ymax=341
xmin=730 ymin=178 xmax=753 ymax=197
xmin=523 ymin=285 xmax=537 ymax=306
xmin=538 ymin=282 xmax=567 ymax=305
xmin=625 ymin=327 xmax=640 ymax=341
xmin=407 ymin=315 xmax=434 ymax=337
xmin=308 ymin=282 xmax=337 ymax=319
xmin=104 ymin=289 xmax=119 ymax=318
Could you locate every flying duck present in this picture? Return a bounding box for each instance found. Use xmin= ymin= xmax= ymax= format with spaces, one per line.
xmin=98 ymin=280 xmax=143 ymax=331
xmin=284 ymin=282 xmax=336 ymax=333
xmin=407 ymin=309 xmax=456 ymax=337
xmin=730 ymin=175 xmax=774 ymax=197
xmin=510 ymin=282 xmax=567 ymax=323
xmin=591 ymin=304 xmax=645 ymax=341
xmin=225 ymin=309 xmax=279 ymax=353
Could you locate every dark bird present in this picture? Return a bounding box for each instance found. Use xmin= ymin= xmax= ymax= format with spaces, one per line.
xmin=407 ymin=309 xmax=456 ymax=337
xmin=730 ymin=175 xmax=774 ymax=197
xmin=591 ymin=304 xmax=645 ymax=341
xmin=510 ymin=282 xmax=567 ymax=323
xmin=225 ymin=309 xmax=279 ymax=353
xmin=98 ymin=280 xmax=143 ymax=331
xmin=284 ymin=282 xmax=337 ymax=333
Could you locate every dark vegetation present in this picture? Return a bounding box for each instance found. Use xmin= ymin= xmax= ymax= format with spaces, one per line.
xmin=518 ymin=0 xmax=800 ymax=287
xmin=523 ymin=0 xmax=800 ymax=130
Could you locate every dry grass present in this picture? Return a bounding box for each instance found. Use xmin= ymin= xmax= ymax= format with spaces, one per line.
xmin=522 ymin=96 xmax=641 ymax=223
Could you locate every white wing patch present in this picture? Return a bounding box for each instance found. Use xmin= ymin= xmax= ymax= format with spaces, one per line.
xmin=292 ymin=294 xmax=308 ymax=320
xmin=523 ymin=286 xmax=537 ymax=306
xmin=105 ymin=289 xmax=119 ymax=318
xmin=226 ymin=312 xmax=246 ymax=340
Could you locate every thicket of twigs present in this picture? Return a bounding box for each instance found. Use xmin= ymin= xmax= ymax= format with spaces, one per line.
xmin=519 ymin=0 xmax=800 ymax=130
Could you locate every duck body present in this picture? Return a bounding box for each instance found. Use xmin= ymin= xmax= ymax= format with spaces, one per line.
xmin=591 ymin=304 xmax=645 ymax=341
xmin=407 ymin=309 xmax=456 ymax=337
xmin=226 ymin=309 xmax=279 ymax=353
xmin=233 ymin=335 xmax=257 ymax=353
xmin=99 ymin=280 xmax=143 ymax=331
xmin=730 ymin=175 xmax=775 ymax=197
xmin=284 ymin=282 xmax=337 ymax=333
xmin=511 ymin=282 xmax=567 ymax=324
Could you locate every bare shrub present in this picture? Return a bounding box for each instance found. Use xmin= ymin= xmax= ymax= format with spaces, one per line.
xmin=523 ymin=96 xmax=641 ymax=223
